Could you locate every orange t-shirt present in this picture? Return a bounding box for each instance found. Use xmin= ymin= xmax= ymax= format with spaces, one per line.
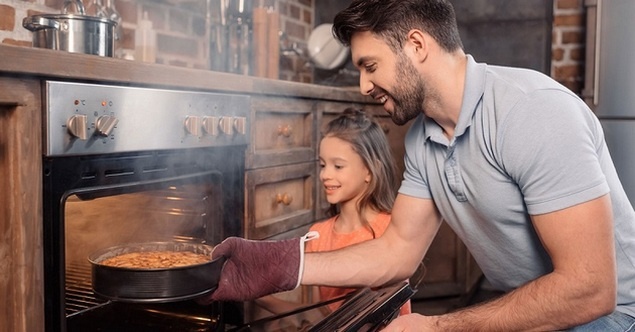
xmin=305 ymin=212 xmax=412 ymax=316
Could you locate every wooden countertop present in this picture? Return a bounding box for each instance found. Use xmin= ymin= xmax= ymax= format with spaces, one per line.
xmin=0 ymin=44 xmax=369 ymax=103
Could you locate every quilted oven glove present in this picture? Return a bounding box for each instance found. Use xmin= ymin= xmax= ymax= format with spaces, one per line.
xmin=200 ymin=232 xmax=317 ymax=303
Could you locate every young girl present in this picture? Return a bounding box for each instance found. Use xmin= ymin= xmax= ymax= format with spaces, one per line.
xmin=309 ymin=107 xmax=410 ymax=315
xmin=254 ymin=108 xmax=411 ymax=320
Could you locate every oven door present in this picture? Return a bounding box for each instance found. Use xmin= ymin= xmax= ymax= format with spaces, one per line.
xmin=42 ymin=146 xmax=245 ymax=332
xmin=232 ymin=282 xmax=415 ymax=332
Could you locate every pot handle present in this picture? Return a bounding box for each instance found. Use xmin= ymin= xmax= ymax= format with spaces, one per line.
xmin=62 ymin=0 xmax=86 ymax=15
xmin=22 ymin=16 xmax=61 ymax=31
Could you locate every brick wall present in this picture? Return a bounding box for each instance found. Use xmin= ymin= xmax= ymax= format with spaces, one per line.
xmin=551 ymin=0 xmax=585 ymax=94
xmin=1 ymin=0 xmax=584 ymax=89
xmin=0 ymin=0 xmax=313 ymax=81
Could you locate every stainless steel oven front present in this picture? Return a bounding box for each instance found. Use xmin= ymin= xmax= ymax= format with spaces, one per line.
xmin=41 ymin=81 xmax=249 ymax=332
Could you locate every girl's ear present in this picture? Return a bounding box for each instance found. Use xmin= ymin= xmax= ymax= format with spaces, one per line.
xmin=365 ymin=166 xmax=373 ymax=183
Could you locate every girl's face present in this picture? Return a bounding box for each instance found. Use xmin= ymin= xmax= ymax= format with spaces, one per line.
xmin=319 ymin=136 xmax=371 ymax=206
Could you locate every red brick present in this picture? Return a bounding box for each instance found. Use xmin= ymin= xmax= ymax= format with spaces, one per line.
xmin=557 ymin=0 xmax=582 ymax=9
xmin=298 ymin=0 xmax=312 ymax=7
xmin=553 ymin=14 xmax=584 ymax=27
xmin=562 ymin=30 xmax=583 ymax=44
xmin=0 ymin=5 xmax=15 ymax=31
xmin=285 ymin=20 xmax=306 ymax=40
xmin=569 ymin=46 xmax=584 ymax=61
xmin=289 ymin=4 xmax=301 ymax=20
xmin=116 ymin=0 xmax=137 ymax=24
xmin=552 ymin=48 xmax=564 ymax=61
xmin=302 ymin=9 xmax=311 ymax=25
xmin=554 ymin=64 xmax=581 ymax=80
xmin=2 ymin=38 xmax=32 ymax=47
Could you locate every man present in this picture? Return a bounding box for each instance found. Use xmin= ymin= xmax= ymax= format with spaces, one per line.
xmin=204 ymin=0 xmax=635 ymax=330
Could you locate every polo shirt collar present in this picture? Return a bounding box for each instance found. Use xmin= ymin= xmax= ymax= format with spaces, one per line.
xmin=423 ymin=55 xmax=486 ymax=145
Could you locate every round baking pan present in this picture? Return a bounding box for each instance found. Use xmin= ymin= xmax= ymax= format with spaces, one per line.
xmin=88 ymin=241 xmax=224 ymax=303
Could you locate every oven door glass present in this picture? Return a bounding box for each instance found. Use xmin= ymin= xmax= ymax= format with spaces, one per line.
xmin=63 ymin=172 xmax=228 ymax=331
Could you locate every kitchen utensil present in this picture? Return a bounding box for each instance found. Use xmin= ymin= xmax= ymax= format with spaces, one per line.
xmin=307 ymin=23 xmax=349 ymax=70
xmin=23 ymin=13 xmax=117 ymax=57
xmin=63 ymin=0 xmax=86 ymax=15
xmin=89 ymin=241 xmax=224 ymax=303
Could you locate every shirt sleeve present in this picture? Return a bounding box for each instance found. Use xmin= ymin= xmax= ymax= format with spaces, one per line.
xmin=398 ymin=115 xmax=433 ymax=199
xmin=497 ymin=89 xmax=610 ymax=215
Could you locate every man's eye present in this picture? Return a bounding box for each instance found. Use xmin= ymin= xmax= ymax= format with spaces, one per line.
xmin=365 ymin=64 xmax=376 ymax=73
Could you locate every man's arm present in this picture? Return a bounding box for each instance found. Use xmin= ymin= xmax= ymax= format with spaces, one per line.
xmin=301 ymin=193 xmax=443 ymax=287
xmin=385 ymin=194 xmax=617 ymax=331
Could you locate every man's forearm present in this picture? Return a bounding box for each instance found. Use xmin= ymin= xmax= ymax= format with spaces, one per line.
xmin=301 ymin=238 xmax=419 ymax=287
xmin=430 ymin=271 xmax=614 ymax=331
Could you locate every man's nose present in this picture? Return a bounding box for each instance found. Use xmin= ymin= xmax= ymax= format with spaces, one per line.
xmin=359 ymin=73 xmax=373 ymax=96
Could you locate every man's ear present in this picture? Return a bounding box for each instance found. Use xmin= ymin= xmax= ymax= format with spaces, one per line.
xmin=406 ymin=29 xmax=429 ymax=62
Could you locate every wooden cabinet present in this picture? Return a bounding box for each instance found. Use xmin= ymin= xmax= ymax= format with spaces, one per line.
xmin=246 ymin=96 xmax=316 ymax=169
xmin=0 ymin=77 xmax=45 ymax=332
xmin=244 ymin=162 xmax=316 ymax=239
xmin=244 ymin=96 xmax=318 ymax=239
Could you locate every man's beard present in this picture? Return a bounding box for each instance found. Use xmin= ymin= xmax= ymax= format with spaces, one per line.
xmin=387 ymin=54 xmax=427 ymax=126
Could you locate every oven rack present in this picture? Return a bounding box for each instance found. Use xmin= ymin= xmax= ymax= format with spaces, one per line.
xmin=65 ymin=263 xmax=110 ymax=316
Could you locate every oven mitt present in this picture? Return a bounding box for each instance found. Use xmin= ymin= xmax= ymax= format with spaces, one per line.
xmin=200 ymin=231 xmax=319 ymax=303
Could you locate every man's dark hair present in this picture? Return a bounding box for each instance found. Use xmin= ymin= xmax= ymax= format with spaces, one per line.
xmin=333 ymin=0 xmax=463 ymax=53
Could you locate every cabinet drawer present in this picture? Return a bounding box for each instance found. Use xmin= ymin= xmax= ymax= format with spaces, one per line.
xmin=245 ymin=162 xmax=315 ymax=239
xmin=247 ymin=96 xmax=317 ymax=169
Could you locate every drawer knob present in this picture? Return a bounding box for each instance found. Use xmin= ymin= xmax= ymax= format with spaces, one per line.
xmin=275 ymin=193 xmax=293 ymax=206
xmin=277 ymin=124 xmax=293 ymax=137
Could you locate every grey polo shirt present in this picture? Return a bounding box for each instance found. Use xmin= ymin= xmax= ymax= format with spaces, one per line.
xmin=399 ymin=55 xmax=635 ymax=316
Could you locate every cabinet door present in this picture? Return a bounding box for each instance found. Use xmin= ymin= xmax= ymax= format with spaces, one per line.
xmin=245 ymin=162 xmax=316 ymax=239
xmin=0 ymin=77 xmax=45 ymax=332
xmin=247 ymin=96 xmax=317 ymax=169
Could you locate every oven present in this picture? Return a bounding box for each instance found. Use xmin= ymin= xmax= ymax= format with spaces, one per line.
xmin=41 ymin=80 xmax=416 ymax=332
xmin=42 ymin=81 xmax=249 ymax=331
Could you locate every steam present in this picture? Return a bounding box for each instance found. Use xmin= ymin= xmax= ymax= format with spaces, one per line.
xmin=64 ymin=182 xmax=221 ymax=269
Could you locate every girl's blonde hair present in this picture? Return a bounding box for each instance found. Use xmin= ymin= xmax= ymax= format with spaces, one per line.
xmin=322 ymin=108 xmax=399 ymax=238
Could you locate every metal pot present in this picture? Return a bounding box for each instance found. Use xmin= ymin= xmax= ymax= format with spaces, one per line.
xmin=88 ymin=242 xmax=224 ymax=303
xmin=23 ymin=14 xmax=117 ymax=57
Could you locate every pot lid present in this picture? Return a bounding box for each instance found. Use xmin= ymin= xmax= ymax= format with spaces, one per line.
xmin=307 ymin=23 xmax=350 ymax=70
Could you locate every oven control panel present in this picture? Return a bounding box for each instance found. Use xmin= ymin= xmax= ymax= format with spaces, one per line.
xmin=44 ymin=81 xmax=250 ymax=156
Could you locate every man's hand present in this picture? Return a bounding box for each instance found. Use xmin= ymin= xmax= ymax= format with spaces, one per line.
xmin=198 ymin=236 xmax=302 ymax=303
xmin=382 ymin=313 xmax=436 ymax=331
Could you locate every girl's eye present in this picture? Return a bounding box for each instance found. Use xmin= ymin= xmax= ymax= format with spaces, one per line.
xmin=319 ymin=163 xmax=325 ymax=168
xmin=334 ymin=165 xmax=343 ymax=170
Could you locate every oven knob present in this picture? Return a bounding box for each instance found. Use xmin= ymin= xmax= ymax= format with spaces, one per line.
xmin=184 ymin=116 xmax=200 ymax=136
xmin=67 ymin=114 xmax=88 ymax=140
xmin=95 ymin=115 xmax=119 ymax=136
xmin=234 ymin=117 xmax=247 ymax=135
xmin=202 ymin=116 xmax=219 ymax=136
xmin=219 ymin=116 xmax=247 ymax=136
xmin=219 ymin=116 xmax=233 ymax=135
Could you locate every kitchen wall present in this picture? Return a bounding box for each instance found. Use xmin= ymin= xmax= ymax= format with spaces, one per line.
xmin=0 ymin=0 xmax=313 ymax=81
xmin=0 ymin=0 xmax=586 ymax=94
